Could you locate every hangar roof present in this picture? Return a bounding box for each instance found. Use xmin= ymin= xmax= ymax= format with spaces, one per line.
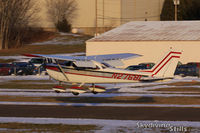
xmin=88 ymin=21 xmax=200 ymax=42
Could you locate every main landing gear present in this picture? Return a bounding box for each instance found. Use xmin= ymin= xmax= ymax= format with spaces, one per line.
xmin=52 ymin=83 xmax=106 ymax=96
xmin=52 ymin=85 xmax=66 ymax=93
xmin=89 ymin=84 xmax=106 ymax=94
xmin=69 ymin=84 xmax=106 ymax=95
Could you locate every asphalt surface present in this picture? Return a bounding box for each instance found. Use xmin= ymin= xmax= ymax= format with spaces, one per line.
xmin=0 ymin=105 xmax=200 ymax=121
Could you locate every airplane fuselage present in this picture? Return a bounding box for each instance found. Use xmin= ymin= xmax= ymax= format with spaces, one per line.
xmin=46 ymin=65 xmax=150 ymax=84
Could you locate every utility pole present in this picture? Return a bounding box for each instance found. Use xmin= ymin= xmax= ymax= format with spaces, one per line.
xmin=173 ymin=0 xmax=180 ymax=21
xmin=103 ymin=0 xmax=104 ymax=28
xmin=95 ymin=0 xmax=98 ymax=36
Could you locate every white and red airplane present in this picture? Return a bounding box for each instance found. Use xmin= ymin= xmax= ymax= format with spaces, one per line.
xmin=24 ymin=49 xmax=182 ymax=95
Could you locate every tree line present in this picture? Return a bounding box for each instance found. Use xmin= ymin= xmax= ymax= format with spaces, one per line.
xmin=0 ymin=0 xmax=77 ymax=50
xmin=161 ymin=0 xmax=200 ymax=20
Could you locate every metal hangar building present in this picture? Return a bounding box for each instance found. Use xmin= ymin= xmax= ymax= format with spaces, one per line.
xmin=86 ymin=21 xmax=200 ymax=67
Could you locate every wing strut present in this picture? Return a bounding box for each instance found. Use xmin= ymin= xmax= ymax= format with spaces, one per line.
xmin=57 ymin=63 xmax=69 ymax=81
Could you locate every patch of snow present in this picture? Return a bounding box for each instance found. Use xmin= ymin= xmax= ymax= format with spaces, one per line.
xmin=31 ymin=39 xmax=85 ymax=45
xmin=30 ymin=34 xmax=85 ymax=46
xmin=0 ymin=75 xmax=50 ymax=83
xmin=173 ymin=76 xmax=200 ymax=82
xmin=0 ymin=117 xmax=199 ymax=133
xmin=1 ymin=91 xmax=200 ymax=97
xmin=59 ymin=32 xmax=82 ymax=37
xmin=118 ymin=85 xmax=200 ymax=93
xmin=0 ymin=101 xmax=200 ymax=108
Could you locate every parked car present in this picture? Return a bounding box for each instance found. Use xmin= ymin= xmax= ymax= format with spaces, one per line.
xmin=175 ymin=64 xmax=199 ymax=77
xmin=187 ymin=62 xmax=200 ymax=67
xmin=126 ymin=65 xmax=147 ymax=71
xmin=29 ymin=58 xmax=46 ymax=67
xmin=11 ymin=62 xmax=36 ymax=75
xmin=29 ymin=57 xmax=51 ymax=75
xmin=126 ymin=62 xmax=155 ymax=71
xmin=0 ymin=63 xmax=12 ymax=76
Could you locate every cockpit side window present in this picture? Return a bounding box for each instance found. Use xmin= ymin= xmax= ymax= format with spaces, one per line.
xmin=72 ymin=62 xmax=77 ymax=67
xmin=64 ymin=61 xmax=73 ymax=66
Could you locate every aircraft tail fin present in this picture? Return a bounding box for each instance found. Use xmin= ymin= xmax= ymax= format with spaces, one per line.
xmin=141 ymin=49 xmax=182 ymax=78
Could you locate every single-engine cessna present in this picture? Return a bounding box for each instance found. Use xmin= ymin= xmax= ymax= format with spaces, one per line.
xmin=24 ymin=49 xmax=182 ymax=95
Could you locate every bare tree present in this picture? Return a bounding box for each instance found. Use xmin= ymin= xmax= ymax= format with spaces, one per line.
xmin=0 ymin=0 xmax=37 ymax=50
xmin=46 ymin=0 xmax=77 ymax=32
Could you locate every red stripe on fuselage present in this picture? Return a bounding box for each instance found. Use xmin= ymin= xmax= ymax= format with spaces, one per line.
xmin=141 ymin=51 xmax=181 ymax=73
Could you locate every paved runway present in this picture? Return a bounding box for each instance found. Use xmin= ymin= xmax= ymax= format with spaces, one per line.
xmin=0 ymin=105 xmax=200 ymax=121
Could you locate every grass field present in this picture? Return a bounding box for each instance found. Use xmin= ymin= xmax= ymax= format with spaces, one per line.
xmin=0 ymin=44 xmax=86 ymax=56
xmin=0 ymin=123 xmax=98 ymax=133
xmin=0 ymin=33 xmax=92 ymax=56
xmin=150 ymin=87 xmax=200 ymax=92
xmin=168 ymin=81 xmax=200 ymax=86
xmin=1 ymin=94 xmax=200 ymax=105
xmin=0 ymin=80 xmax=56 ymax=89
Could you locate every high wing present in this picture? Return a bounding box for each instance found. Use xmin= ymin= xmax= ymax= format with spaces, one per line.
xmin=23 ymin=53 xmax=140 ymax=61
xmin=23 ymin=53 xmax=141 ymax=67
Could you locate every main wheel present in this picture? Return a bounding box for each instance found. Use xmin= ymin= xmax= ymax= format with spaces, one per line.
xmin=72 ymin=92 xmax=79 ymax=96
xmin=55 ymin=90 xmax=61 ymax=93
xmin=92 ymin=91 xmax=98 ymax=94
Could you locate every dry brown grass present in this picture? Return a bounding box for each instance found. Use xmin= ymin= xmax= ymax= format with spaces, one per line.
xmin=1 ymin=95 xmax=200 ymax=105
xmin=0 ymin=96 xmax=56 ymax=102
xmin=0 ymin=59 xmax=16 ymax=63
xmin=11 ymin=80 xmax=54 ymax=83
xmin=0 ymin=83 xmax=55 ymax=89
xmin=0 ymin=32 xmax=92 ymax=56
xmin=0 ymin=44 xmax=86 ymax=56
xmin=0 ymin=123 xmax=98 ymax=132
xmin=150 ymin=87 xmax=200 ymax=92
xmin=0 ymin=79 xmax=74 ymax=89
xmin=168 ymin=81 xmax=200 ymax=86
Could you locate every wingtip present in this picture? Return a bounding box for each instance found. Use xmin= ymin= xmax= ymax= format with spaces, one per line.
xmin=22 ymin=54 xmax=41 ymax=57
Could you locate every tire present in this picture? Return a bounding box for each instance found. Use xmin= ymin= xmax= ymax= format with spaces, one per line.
xmin=72 ymin=92 xmax=79 ymax=96
xmin=92 ymin=91 xmax=98 ymax=94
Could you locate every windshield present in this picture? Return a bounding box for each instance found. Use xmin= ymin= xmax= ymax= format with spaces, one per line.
xmin=30 ymin=58 xmax=44 ymax=64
